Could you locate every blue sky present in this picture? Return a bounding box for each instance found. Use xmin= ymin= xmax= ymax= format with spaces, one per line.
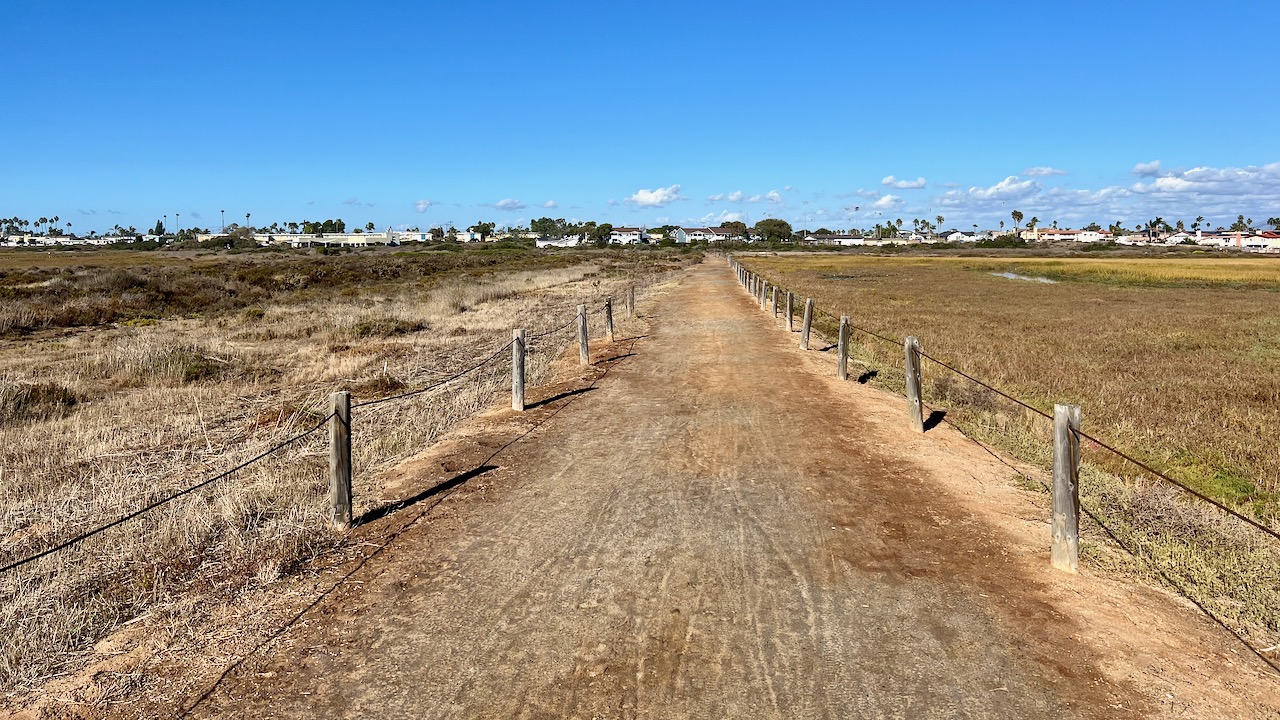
xmin=3 ymin=0 xmax=1278 ymax=234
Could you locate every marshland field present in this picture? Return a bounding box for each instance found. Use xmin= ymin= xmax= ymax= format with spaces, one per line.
xmin=740 ymin=252 xmax=1280 ymax=648
xmin=0 ymin=245 xmax=698 ymax=689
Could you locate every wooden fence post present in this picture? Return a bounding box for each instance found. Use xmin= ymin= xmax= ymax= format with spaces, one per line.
xmin=771 ymin=286 xmax=778 ymax=317
xmin=801 ymin=298 xmax=814 ymax=349
xmin=329 ymin=391 xmax=352 ymax=529
xmin=627 ymin=286 xmax=635 ymax=318
xmin=838 ymin=316 xmax=850 ymax=380
xmin=605 ymin=298 xmax=615 ymax=342
xmin=904 ymin=336 xmax=924 ymax=432
xmin=786 ymin=292 xmax=794 ymax=331
xmin=512 ymin=328 xmax=526 ymax=411
xmin=759 ymin=282 xmax=767 ymax=309
xmin=1052 ymin=404 xmax=1082 ymax=573
xmin=577 ymin=304 xmax=590 ymax=365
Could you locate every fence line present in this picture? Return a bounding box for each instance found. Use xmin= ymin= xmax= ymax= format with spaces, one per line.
xmin=1 ymin=294 xmax=626 ymax=576
xmin=351 ymin=338 xmax=517 ymax=410
xmin=728 ymin=256 xmax=1280 ymax=547
xmin=0 ymin=414 xmax=333 ymax=575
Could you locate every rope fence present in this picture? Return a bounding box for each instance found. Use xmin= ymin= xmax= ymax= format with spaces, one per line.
xmin=0 ymin=413 xmax=333 ymax=575
xmin=0 ymin=290 xmax=638 ymax=577
xmin=730 ymin=254 xmax=1280 ymax=667
xmin=728 ymin=256 xmax=1280 ymax=547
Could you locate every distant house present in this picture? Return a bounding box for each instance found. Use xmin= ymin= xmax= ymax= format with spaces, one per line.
xmin=609 ymin=227 xmax=647 ymax=244
xmin=805 ymin=233 xmax=864 ymax=246
xmin=395 ymin=231 xmax=433 ymax=243
xmin=675 ymin=226 xmax=727 ymax=243
xmin=535 ymin=235 xmax=583 ymax=248
xmin=1039 ymin=229 xmax=1106 ymax=243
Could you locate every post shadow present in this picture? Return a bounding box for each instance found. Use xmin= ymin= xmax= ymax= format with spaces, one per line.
xmin=528 ymin=386 xmax=597 ymax=410
xmin=354 ymin=465 xmax=498 ymax=526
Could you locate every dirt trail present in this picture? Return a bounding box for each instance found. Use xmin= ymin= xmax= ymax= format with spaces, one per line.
xmin=184 ymin=261 xmax=1279 ymax=718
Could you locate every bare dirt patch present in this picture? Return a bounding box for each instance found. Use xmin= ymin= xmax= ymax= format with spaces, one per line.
xmin=12 ymin=260 xmax=1277 ymax=718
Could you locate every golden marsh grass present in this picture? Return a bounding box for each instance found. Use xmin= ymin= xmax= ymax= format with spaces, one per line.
xmin=741 ymin=252 xmax=1280 ymax=650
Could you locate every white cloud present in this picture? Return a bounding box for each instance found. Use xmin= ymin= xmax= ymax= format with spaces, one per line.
xmin=921 ymin=162 xmax=1280 ymax=228
xmin=872 ymin=194 xmax=904 ymax=209
xmin=711 ymin=189 xmax=782 ymax=204
xmin=413 ymin=199 xmax=434 ymax=213
xmin=748 ymin=190 xmax=784 ymax=204
xmin=783 ymin=185 xmax=794 ymax=191
xmin=968 ymin=176 xmax=1042 ymax=201
xmin=881 ymin=175 xmax=927 ymax=189
xmin=542 ymin=200 xmax=558 ymax=209
xmin=700 ymin=210 xmax=743 ymax=224
xmin=1132 ymin=160 xmax=1163 ymax=177
xmin=1024 ymin=167 xmax=1068 ymax=177
xmin=627 ymin=184 xmax=685 ymax=207
xmin=494 ymin=198 xmax=526 ymax=211
xmin=343 ymin=197 xmax=375 ymax=208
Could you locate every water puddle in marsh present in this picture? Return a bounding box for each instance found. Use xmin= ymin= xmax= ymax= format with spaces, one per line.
xmin=990 ymin=271 xmax=1058 ymax=284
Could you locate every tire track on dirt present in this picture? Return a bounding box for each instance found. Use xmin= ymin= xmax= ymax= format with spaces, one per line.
xmin=184 ymin=261 xmax=1226 ymax=718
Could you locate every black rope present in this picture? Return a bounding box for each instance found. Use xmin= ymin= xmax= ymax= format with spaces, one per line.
xmin=794 ymin=282 xmax=1280 ymax=543
xmin=528 ymin=315 xmax=577 ymax=340
xmin=919 ymin=350 xmax=1055 ymax=421
xmin=0 ymin=414 xmax=333 ymax=575
xmin=1074 ymin=428 xmax=1280 ymax=543
xmin=352 ymin=339 xmax=516 ymax=409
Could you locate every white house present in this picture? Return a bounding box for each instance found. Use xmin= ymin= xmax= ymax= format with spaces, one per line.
xmin=1039 ymin=229 xmax=1106 ymax=243
xmin=805 ymin=233 xmax=864 ymax=246
xmin=535 ymin=234 xmax=583 ymax=248
xmin=609 ymin=227 xmax=647 ymax=244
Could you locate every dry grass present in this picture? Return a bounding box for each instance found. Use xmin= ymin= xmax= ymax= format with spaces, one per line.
xmin=0 ymin=247 xmax=698 ymax=691
xmin=741 ymin=253 xmax=1280 ymax=649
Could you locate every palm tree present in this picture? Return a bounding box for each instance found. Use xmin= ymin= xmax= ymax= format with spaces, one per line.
xmin=1011 ymin=210 xmax=1024 ymax=234
xmin=1147 ymin=216 xmax=1165 ymax=241
xmin=935 ymin=215 xmax=944 ymax=234
xmin=245 ymin=212 xmax=251 ymax=230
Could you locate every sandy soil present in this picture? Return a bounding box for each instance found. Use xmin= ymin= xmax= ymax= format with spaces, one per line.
xmin=22 ymin=259 xmax=1279 ymax=718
